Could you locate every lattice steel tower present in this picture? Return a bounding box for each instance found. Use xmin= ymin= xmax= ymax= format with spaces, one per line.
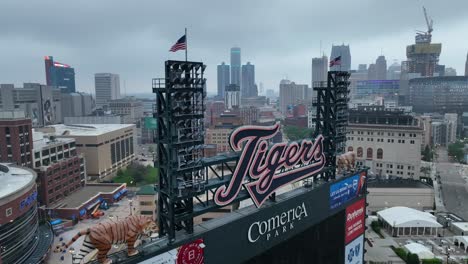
xmin=153 ymin=60 xmax=206 ymax=243
xmin=313 ymin=71 xmax=351 ymax=181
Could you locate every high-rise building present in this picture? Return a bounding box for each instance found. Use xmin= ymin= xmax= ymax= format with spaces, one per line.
xmin=368 ymin=64 xmax=377 ymax=80
xmin=387 ymin=62 xmax=401 ymax=80
xmin=0 ymin=111 xmax=33 ymax=167
xmin=108 ymin=97 xmax=144 ymax=124
xmin=95 ymin=73 xmax=120 ymax=108
xmin=375 ymin=56 xmax=387 ymax=80
xmin=0 ymin=83 xmax=62 ymax=126
xmin=402 ymin=34 xmax=441 ymax=77
xmin=241 ymin=62 xmax=256 ymax=98
xmin=217 ymin=62 xmax=230 ymax=98
xmin=330 ymin=44 xmax=351 ymax=71
xmin=225 ymin=84 xmax=240 ymax=110
xmin=408 ymin=76 xmax=468 ymax=113
xmin=445 ymin=67 xmax=457 ymax=76
xmin=312 ymin=56 xmax=328 ymax=90
xmin=279 ymin=80 xmax=309 ymax=115
xmin=358 ymin=64 xmax=368 ymax=72
xmin=230 ymin=47 xmax=241 ymax=88
xmin=44 ymin=56 xmax=76 ymax=94
xmin=60 ymin=92 xmax=94 ymax=118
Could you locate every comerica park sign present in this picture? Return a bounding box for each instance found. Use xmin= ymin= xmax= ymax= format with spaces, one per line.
xmin=214 ymin=123 xmax=326 ymax=208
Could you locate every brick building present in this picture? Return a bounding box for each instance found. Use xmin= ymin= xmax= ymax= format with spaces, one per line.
xmin=0 ymin=111 xmax=33 ymax=167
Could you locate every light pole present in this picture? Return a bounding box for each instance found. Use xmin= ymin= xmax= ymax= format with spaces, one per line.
xmin=129 ymin=199 xmax=133 ymax=216
xmin=69 ymin=247 xmax=76 ymax=263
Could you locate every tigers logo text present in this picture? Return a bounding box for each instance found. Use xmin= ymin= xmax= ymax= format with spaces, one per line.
xmin=214 ymin=123 xmax=326 ymax=208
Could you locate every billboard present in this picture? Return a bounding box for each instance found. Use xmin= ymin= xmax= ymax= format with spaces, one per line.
xmin=345 ymin=235 xmax=364 ymax=264
xmin=345 ymin=199 xmax=365 ymax=244
xmin=329 ymin=171 xmax=366 ymax=210
xmin=213 ymin=123 xmax=326 ymax=208
xmin=139 ymin=238 xmax=204 ymax=264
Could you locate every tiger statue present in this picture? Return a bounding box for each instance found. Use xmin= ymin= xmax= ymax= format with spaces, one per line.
xmin=336 ymin=151 xmax=356 ymax=174
xmin=54 ymin=215 xmax=158 ymax=264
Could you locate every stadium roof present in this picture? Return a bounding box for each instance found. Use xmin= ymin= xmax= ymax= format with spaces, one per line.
xmin=404 ymin=243 xmax=435 ymax=259
xmin=377 ymin=207 xmax=442 ymax=228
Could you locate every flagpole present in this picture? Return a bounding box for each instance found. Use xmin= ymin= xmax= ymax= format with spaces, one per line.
xmin=185 ymin=27 xmax=188 ymax=62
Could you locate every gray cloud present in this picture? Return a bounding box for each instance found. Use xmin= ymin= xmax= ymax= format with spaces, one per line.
xmin=1 ymin=0 xmax=467 ymax=94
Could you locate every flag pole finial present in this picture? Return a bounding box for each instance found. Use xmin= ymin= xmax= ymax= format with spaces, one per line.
xmin=185 ymin=28 xmax=188 ymax=62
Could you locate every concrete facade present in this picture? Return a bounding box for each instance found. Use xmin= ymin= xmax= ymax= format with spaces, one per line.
xmin=95 ymin=73 xmax=120 ymax=108
xmin=0 ymin=112 xmax=33 ymax=167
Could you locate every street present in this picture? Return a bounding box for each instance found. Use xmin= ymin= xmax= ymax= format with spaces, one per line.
xmin=436 ymin=148 xmax=468 ymax=220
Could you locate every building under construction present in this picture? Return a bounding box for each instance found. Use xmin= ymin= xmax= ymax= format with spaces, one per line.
xmin=402 ymin=7 xmax=442 ymax=77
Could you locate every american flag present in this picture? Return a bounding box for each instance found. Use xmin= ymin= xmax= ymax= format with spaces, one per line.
xmin=169 ymin=35 xmax=187 ymax=52
xmin=329 ymin=56 xmax=341 ymax=67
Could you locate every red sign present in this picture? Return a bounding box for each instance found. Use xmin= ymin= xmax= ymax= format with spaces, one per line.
xmin=345 ymin=199 xmax=365 ymax=244
xmin=177 ymin=238 xmax=204 ymax=264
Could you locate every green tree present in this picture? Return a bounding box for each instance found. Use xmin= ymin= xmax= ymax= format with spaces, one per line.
xmin=422 ymin=145 xmax=433 ymax=161
xmin=407 ymin=253 xmax=420 ymax=264
xmin=283 ymin=125 xmax=314 ymax=141
xmin=448 ymin=141 xmax=465 ymax=162
xmin=420 ymin=166 xmax=431 ymax=178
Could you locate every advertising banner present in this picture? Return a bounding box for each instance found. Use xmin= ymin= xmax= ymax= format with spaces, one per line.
xmin=329 ymin=172 xmax=366 ymax=210
xmin=345 ymin=234 xmax=364 ymax=264
xmin=140 ymin=238 xmax=204 ymax=264
xmin=345 ymin=199 xmax=365 ymax=244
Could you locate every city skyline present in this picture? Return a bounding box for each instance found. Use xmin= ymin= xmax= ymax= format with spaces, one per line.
xmin=1 ymin=0 xmax=468 ymax=94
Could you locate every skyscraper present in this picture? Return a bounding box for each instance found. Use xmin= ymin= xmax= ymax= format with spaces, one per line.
xmin=279 ymin=80 xmax=308 ymax=115
xmin=387 ymin=62 xmax=401 ymax=80
xmin=375 ymin=56 xmax=387 ymax=80
xmin=94 ymin=73 xmax=120 ymax=108
xmin=368 ymin=64 xmax=377 ymax=80
xmin=241 ymin=62 xmax=256 ymax=98
xmin=44 ymin=56 xmax=76 ymax=93
xmin=225 ymin=84 xmax=240 ymax=110
xmin=230 ymin=47 xmax=241 ymax=88
xmin=217 ymin=62 xmax=230 ymax=98
xmin=312 ymin=56 xmax=328 ymax=85
xmin=330 ymin=45 xmax=351 ymax=71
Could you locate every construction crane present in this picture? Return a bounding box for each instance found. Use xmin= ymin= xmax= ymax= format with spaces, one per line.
xmin=416 ymin=6 xmax=433 ymax=44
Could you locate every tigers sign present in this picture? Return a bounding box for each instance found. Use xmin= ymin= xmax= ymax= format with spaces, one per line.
xmin=214 ymin=123 xmax=326 ymax=208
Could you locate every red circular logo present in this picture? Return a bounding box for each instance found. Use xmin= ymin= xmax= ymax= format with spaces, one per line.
xmin=177 ymin=239 xmax=204 ymax=264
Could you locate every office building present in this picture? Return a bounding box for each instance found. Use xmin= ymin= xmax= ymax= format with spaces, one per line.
xmin=95 ymin=73 xmax=121 ymax=108
xmin=444 ymin=113 xmax=458 ymax=143
xmin=0 ymin=83 xmax=62 ymax=126
xmin=108 ymin=97 xmax=144 ymax=124
xmin=239 ymin=106 xmax=260 ymax=125
xmin=408 ymin=76 xmax=468 ymax=113
xmin=230 ymin=47 xmax=241 ymax=88
xmin=64 ymin=115 xmax=123 ymax=125
xmin=432 ymin=121 xmax=447 ymax=146
xmin=387 ymin=62 xmax=401 ymax=80
xmin=36 ymin=124 xmax=136 ymax=181
xmin=225 ymin=84 xmax=240 ymax=110
xmin=60 ymin=92 xmax=94 ymax=118
xmin=367 ymin=64 xmax=377 ymax=80
xmin=44 ymin=56 xmax=76 ymax=94
xmin=354 ymin=80 xmax=400 ymax=100
xmin=241 ymin=62 xmax=256 ymax=98
xmin=217 ymin=62 xmax=230 ymax=98
xmin=330 ymin=44 xmax=351 ymax=71
xmin=136 ymin=185 xmax=157 ymax=220
xmin=445 ymin=67 xmax=457 ymax=76
xmin=312 ymin=56 xmax=328 ymax=84
xmin=206 ymin=112 xmax=242 ymax=153
xmin=279 ymin=80 xmax=308 ymax=115
xmin=346 ymin=106 xmax=423 ymax=178
xmin=312 ymin=56 xmax=328 ymax=100
xmin=375 ymin=56 xmax=387 ymax=80
xmin=32 ymin=132 xmax=85 ymax=206
xmin=0 ymin=111 xmax=33 ymax=167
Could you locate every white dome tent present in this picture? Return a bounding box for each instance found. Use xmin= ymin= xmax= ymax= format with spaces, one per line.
xmin=377 ymin=207 xmax=442 ymax=237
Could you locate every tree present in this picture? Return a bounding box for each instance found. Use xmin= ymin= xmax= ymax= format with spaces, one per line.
xmin=407 ymin=253 xmax=420 ymax=264
xmin=448 ymin=141 xmax=465 ymax=163
xmin=422 ymin=145 xmax=433 ymax=161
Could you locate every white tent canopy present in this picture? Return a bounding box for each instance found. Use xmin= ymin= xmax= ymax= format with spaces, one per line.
xmin=377 ymin=207 xmax=442 ymax=228
xmin=404 ymin=243 xmax=435 ymax=259
xmin=454 ymin=236 xmax=468 ymax=252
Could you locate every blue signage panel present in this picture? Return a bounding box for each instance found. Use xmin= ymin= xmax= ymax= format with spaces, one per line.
xmin=329 ymin=174 xmax=363 ymax=210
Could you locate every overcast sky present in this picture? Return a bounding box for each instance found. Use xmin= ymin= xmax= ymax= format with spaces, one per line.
xmin=1 ymin=0 xmax=467 ymax=95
